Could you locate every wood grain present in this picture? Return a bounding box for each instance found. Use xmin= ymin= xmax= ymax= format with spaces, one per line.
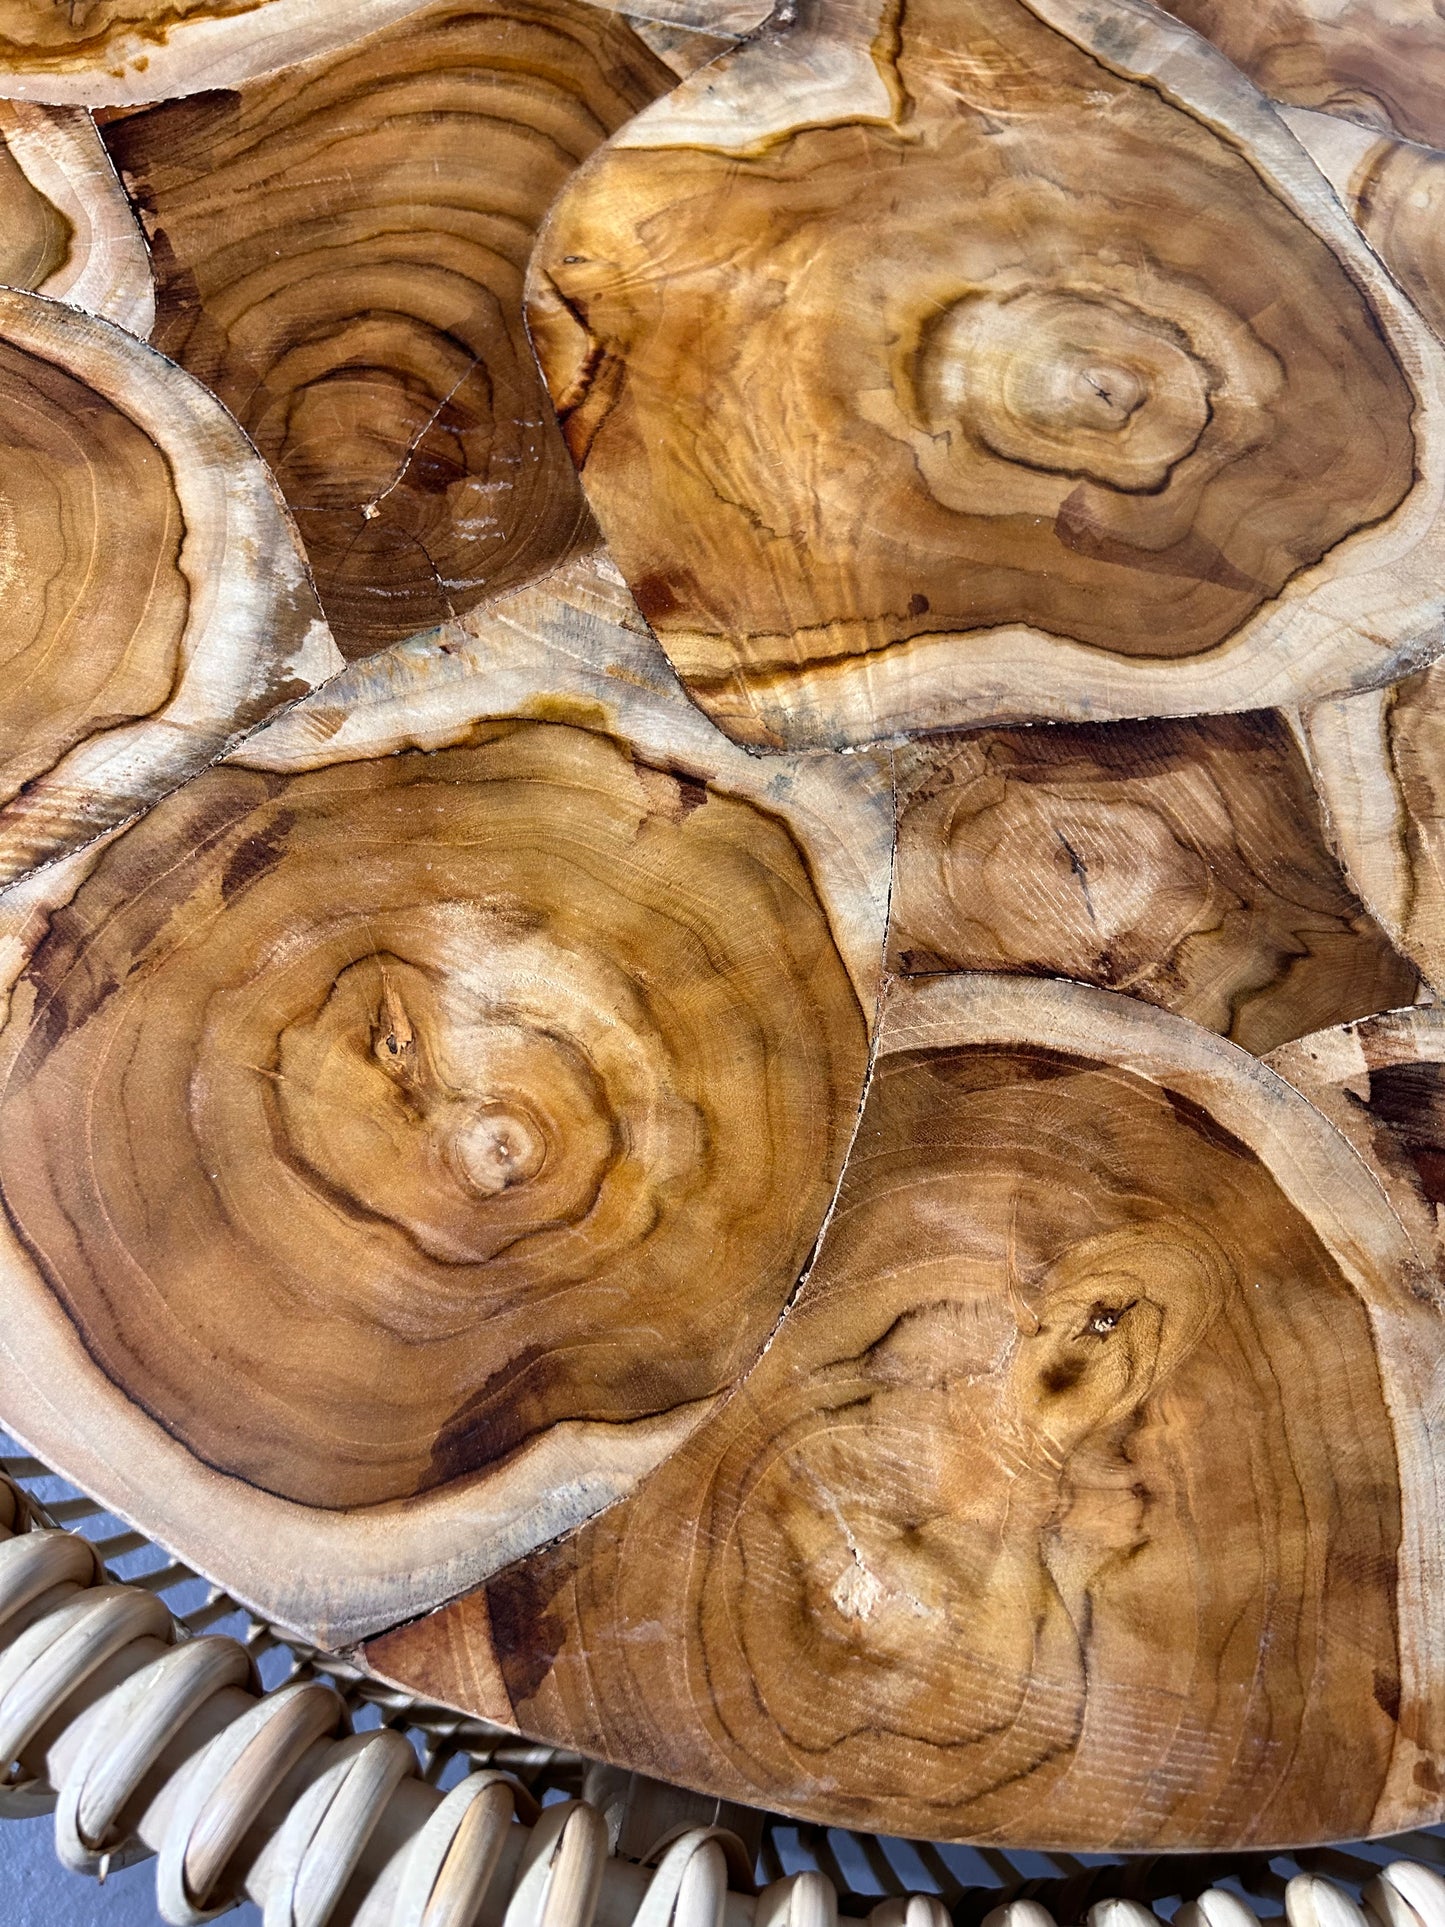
xmin=101 ymin=0 xmax=674 ymax=657
xmin=600 ymin=0 xmax=770 ymax=33
xmin=368 ymin=975 xmax=1445 ymax=1848
xmin=0 ymin=0 xmax=763 ymax=105
xmin=1282 ymin=108 xmax=1445 ymax=346
xmin=889 ymin=713 xmax=1417 ymax=1055
xmin=0 ymin=101 xmax=151 ymax=330
xmin=0 ymin=0 xmax=450 ymax=107
xmin=0 ymin=553 xmax=891 ymax=1646
xmin=1303 ymin=662 xmax=1445 ymax=997
xmin=1153 ymin=0 xmax=1445 ymax=146
xmin=1268 ymin=1006 xmax=1445 ymax=1303
xmin=0 ymin=0 xmax=1439 ymax=1848
xmin=526 ymin=0 xmax=1445 ymax=749
xmin=0 ymin=284 xmax=337 ymax=889
xmin=622 ymin=15 xmax=736 ymax=78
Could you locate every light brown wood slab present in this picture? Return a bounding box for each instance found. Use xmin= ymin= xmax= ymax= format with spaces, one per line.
xmin=368 ymin=974 xmax=1445 ymax=1847
xmin=0 ymin=284 xmax=338 ymax=889
xmin=0 ymin=553 xmax=891 ymax=1646
xmin=0 ymin=0 xmax=1439 ymax=1856
xmin=99 ymin=0 xmax=674 ymax=659
xmin=1281 ymin=107 xmax=1445 ymax=352
xmin=1267 ymin=1005 xmax=1445 ymax=1302
xmin=525 ymin=0 xmax=1445 ymax=750
xmin=622 ymin=14 xmax=735 ymax=76
xmin=0 ymin=0 xmax=768 ymax=104
xmin=0 ymin=0 xmax=443 ymax=107
xmin=889 ymin=712 xmax=1417 ymax=1054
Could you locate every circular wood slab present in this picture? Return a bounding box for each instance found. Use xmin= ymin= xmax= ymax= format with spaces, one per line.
xmin=0 ymin=558 xmax=893 ymax=1647
xmin=367 ymin=972 xmax=1445 ymax=1850
xmin=523 ymin=0 xmax=1445 ymax=750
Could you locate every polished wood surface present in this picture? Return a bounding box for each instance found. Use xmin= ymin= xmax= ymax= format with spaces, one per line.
xmin=0 ymin=284 xmax=336 ymax=886
xmin=1 ymin=0 xmax=1445 ymax=1853
xmin=0 ymin=554 xmax=892 ymax=1645
xmin=525 ymin=0 xmax=1445 ymax=749
xmin=1154 ymin=0 xmax=1445 ymax=146
xmin=101 ymin=0 xmax=673 ymax=655
xmin=1283 ymin=107 xmax=1445 ymax=346
xmin=369 ymin=976 xmax=1445 ymax=1848
xmin=890 ymin=713 xmax=1416 ymax=1053
xmin=0 ymin=100 xmax=151 ymax=328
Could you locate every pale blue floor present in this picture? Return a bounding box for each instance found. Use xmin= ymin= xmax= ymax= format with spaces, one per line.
xmin=0 ymin=1816 xmax=260 ymax=1925
xmin=0 ymin=1429 xmax=262 ymax=1924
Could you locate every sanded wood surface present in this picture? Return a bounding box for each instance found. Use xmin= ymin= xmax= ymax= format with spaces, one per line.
xmin=0 ymin=554 xmax=891 ymax=1644
xmin=0 ymin=284 xmax=337 ymax=885
xmin=1 ymin=0 xmax=1445 ymax=1856
xmin=1303 ymin=661 xmax=1445 ymax=996
xmin=525 ymin=0 xmax=1445 ymax=749
xmin=1268 ymin=1007 xmax=1445 ymax=1300
xmin=368 ymin=976 xmax=1445 ymax=1848
xmin=0 ymin=100 xmax=151 ymax=328
xmin=1153 ymin=0 xmax=1445 ymax=146
xmin=889 ymin=713 xmax=1416 ymax=1054
xmin=101 ymin=0 xmax=674 ymax=656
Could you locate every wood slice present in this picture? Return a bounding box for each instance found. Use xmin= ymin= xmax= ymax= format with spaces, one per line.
xmin=1151 ymin=0 xmax=1445 ymax=147
xmin=1302 ymin=665 xmax=1445 ymax=996
xmin=1267 ymin=1006 xmax=1445 ymax=1303
xmin=1281 ymin=108 xmax=1445 ymax=345
xmin=0 ymin=284 xmax=338 ymax=889
xmin=368 ymin=974 xmax=1445 ymax=1847
xmin=100 ymin=0 xmax=675 ymax=659
xmin=890 ymin=713 xmax=1417 ymax=1055
xmin=0 ymin=101 xmax=151 ymax=330
xmin=0 ymin=552 xmax=891 ymax=1646
xmin=525 ymin=0 xmax=1445 ymax=750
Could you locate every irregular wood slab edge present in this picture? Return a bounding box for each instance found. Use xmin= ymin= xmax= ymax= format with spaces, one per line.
xmin=0 ymin=0 xmax=1440 ymax=1849
xmin=0 ymin=0 xmax=441 ymax=106
xmin=366 ymin=972 xmax=1445 ymax=1848
xmin=0 ymin=286 xmax=339 ymax=888
xmin=0 ymin=0 xmax=769 ymax=106
xmin=622 ymin=13 xmax=742 ymax=76
xmin=1300 ymin=667 xmax=1445 ymax=997
xmin=0 ymin=552 xmax=891 ymax=1648
xmin=1151 ymin=0 xmax=1445 ymax=149
xmin=592 ymin=0 xmax=772 ymax=34
xmin=97 ymin=0 xmax=678 ymax=660
xmin=1266 ymin=1003 xmax=1445 ymax=1310
xmin=0 ymin=100 xmax=152 ymax=331
xmin=1281 ymin=108 xmax=1445 ymax=349
xmin=887 ymin=712 xmax=1419 ymax=1055
xmin=527 ymin=0 xmax=1445 ymax=750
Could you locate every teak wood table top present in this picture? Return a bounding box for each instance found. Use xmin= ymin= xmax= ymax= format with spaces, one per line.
xmin=1 ymin=0 xmax=1445 ymax=1854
